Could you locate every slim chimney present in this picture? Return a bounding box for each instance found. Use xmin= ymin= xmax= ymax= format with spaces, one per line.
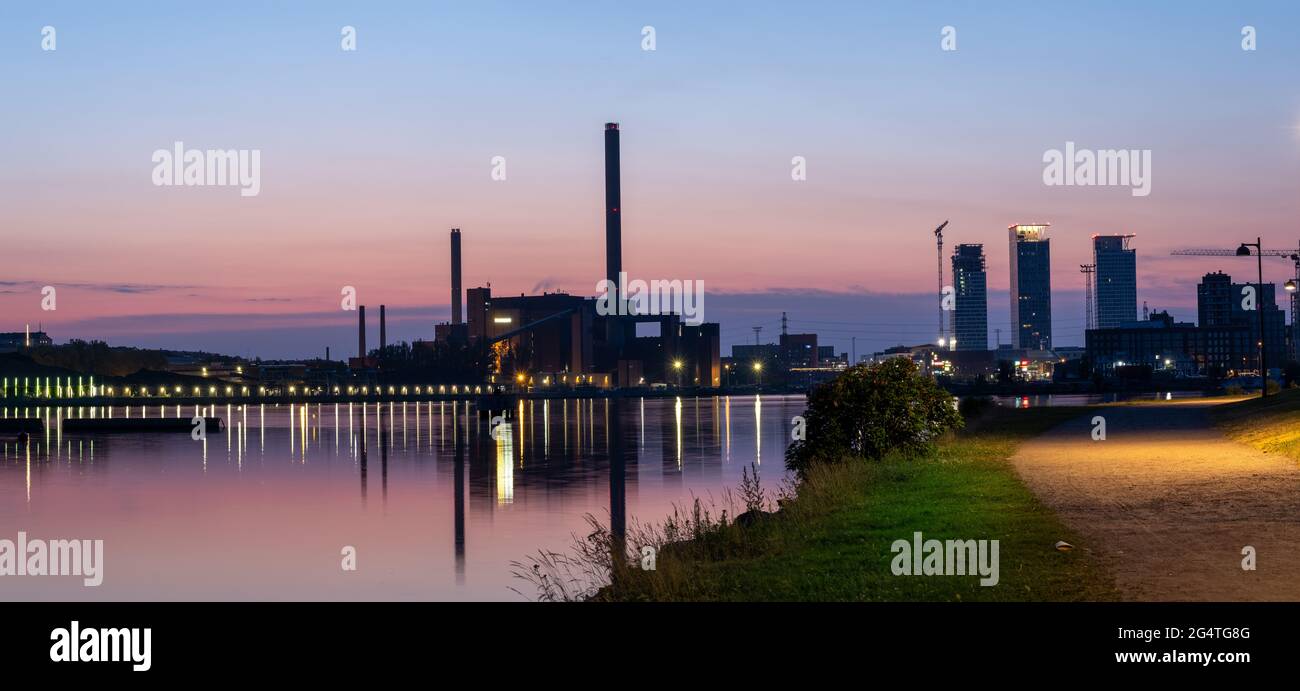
xmin=358 ymin=305 xmax=367 ymax=359
xmin=450 ymin=228 xmax=463 ymax=325
xmin=604 ymin=123 xmax=622 ymax=296
xmin=379 ymin=305 xmax=387 ymax=353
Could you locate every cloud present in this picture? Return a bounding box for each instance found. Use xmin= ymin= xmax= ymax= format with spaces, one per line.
xmin=0 ymin=279 xmax=198 ymax=294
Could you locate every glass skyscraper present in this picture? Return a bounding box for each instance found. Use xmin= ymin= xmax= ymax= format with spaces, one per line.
xmin=1093 ymin=234 xmax=1137 ymax=329
xmin=951 ymin=244 xmax=987 ymax=351
xmin=1008 ymin=224 xmax=1052 ymax=350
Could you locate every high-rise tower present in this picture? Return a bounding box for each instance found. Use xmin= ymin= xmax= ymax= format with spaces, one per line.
xmin=951 ymin=244 xmax=988 ymax=351
xmin=1093 ymin=234 xmax=1136 ymax=329
xmin=1008 ymin=224 xmax=1052 ymax=350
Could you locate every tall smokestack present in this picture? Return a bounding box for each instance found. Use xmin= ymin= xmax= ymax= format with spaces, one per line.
xmin=379 ymin=305 xmax=387 ymax=353
xmin=450 ymin=228 xmax=463 ymax=325
xmin=604 ymin=123 xmax=621 ymax=297
xmin=358 ymin=305 xmax=366 ymax=359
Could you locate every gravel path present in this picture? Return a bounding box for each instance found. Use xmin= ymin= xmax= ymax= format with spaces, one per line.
xmin=1010 ymin=402 xmax=1300 ymax=601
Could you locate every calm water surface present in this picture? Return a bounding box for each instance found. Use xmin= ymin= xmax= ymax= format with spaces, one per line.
xmin=992 ymin=391 xmax=1211 ymax=407
xmin=0 ymin=395 xmax=803 ymax=601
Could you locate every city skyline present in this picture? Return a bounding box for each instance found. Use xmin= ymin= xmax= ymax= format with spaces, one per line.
xmin=3 ymin=2 xmax=1299 ymax=359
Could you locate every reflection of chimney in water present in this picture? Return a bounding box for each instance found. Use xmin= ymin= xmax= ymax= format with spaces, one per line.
xmin=454 ymin=403 xmax=466 ymax=583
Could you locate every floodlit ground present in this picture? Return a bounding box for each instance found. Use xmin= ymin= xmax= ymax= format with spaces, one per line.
xmin=1011 ymin=401 xmax=1300 ymax=601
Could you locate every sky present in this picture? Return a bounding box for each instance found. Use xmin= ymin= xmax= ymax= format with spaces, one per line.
xmin=2 ymin=1 xmax=1299 ymax=359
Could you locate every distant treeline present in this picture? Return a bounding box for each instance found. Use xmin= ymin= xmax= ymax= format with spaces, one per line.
xmin=26 ymin=340 xmax=169 ymax=377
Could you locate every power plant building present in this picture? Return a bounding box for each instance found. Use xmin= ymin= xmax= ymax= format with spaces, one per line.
xmin=436 ymin=123 xmax=721 ymax=388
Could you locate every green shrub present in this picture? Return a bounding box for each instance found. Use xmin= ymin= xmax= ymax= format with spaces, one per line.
xmin=1225 ymin=384 xmax=1246 ymax=396
xmin=785 ymin=358 xmax=963 ymax=476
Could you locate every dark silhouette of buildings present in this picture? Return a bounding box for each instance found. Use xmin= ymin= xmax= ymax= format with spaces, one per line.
xmin=1085 ymin=271 xmax=1285 ymax=376
xmin=1196 ymin=271 xmax=1286 ymax=369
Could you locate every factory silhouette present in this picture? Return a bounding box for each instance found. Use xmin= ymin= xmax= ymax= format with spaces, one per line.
xmin=349 ymin=123 xmax=723 ymax=392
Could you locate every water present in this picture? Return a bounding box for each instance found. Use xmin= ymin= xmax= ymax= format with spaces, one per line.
xmin=0 ymin=395 xmax=803 ymax=601
xmin=992 ymin=391 xmax=1212 ymax=408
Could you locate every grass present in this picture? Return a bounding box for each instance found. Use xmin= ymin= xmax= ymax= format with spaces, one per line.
xmin=1211 ymin=387 xmax=1300 ymax=462
xmin=514 ymin=405 xmax=1120 ymax=602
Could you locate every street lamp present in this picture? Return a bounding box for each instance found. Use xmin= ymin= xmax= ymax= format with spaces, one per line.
xmin=1237 ymin=238 xmax=1268 ymax=398
xmin=752 ymin=361 xmax=763 ymax=389
xmin=672 ymin=359 xmax=684 ymax=387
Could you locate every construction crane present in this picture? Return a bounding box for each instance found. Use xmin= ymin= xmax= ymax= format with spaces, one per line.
xmin=1172 ymin=245 xmax=1300 ymax=363
xmin=934 ymin=220 xmax=949 ymax=346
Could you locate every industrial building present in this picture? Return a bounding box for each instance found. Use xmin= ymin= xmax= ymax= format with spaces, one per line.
xmin=0 ymin=329 xmax=53 ymax=353
xmin=433 ymin=123 xmax=721 ymax=389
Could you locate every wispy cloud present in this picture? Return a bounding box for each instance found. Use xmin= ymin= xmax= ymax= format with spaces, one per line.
xmin=0 ymin=279 xmax=199 ymax=294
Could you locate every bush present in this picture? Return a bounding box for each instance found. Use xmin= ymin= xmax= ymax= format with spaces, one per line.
xmin=785 ymin=358 xmax=963 ymax=476
xmin=1225 ymin=384 xmax=1246 ymax=396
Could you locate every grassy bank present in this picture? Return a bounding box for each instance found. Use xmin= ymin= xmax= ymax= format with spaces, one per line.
xmin=1211 ymin=387 xmax=1300 ymax=462
xmin=527 ymin=405 xmax=1119 ymax=602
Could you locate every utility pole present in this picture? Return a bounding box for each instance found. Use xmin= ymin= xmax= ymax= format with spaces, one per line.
xmin=1080 ymin=264 xmax=1096 ymax=330
xmin=752 ymin=326 xmax=762 ymax=346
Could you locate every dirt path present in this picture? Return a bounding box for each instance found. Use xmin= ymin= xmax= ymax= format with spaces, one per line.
xmin=1010 ymin=402 xmax=1300 ymax=601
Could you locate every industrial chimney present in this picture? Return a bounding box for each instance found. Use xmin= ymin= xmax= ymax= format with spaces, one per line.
xmin=604 ymin=123 xmax=621 ymax=298
xmin=450 ymin=228 xmax=463 ymax=325
xmin=379 ymin=305 xmax=387 ymax=354
xmin=358 ymin=305 xmax=366 ymax=360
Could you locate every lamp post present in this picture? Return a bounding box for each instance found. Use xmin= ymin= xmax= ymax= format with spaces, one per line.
xmin=672 ymin=359 xmax=684 ymax=388
xmin=1237 ymin=238 xmax=1268 ymax=398
xmin=1287 ymin=278 xmax=1298 ymax=365
xmin=752 ymin=361 xmax=763 ymax=390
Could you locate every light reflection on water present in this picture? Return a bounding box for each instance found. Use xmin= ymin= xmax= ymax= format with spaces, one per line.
xmin=992 ymin=391 xmax=1210 ymax=408
xmin=0 ymin=395 xmax=804 ymax=601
